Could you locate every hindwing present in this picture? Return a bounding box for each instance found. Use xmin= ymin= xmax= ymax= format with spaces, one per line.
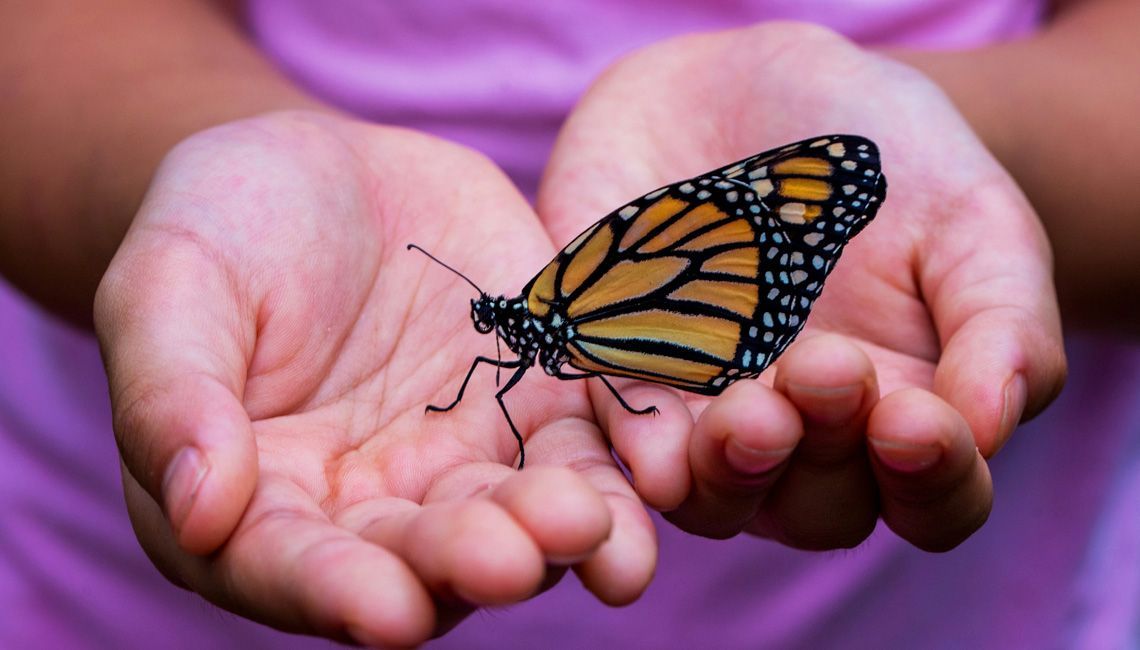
xmin=523 ymin=134 xmax=887 ymax=394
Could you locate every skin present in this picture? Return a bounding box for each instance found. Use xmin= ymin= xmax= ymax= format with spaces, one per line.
xmin=893 ymin=0 xmax=1140 ymax=331
xmin=97 ymin=114 xmax=656 ymax=644
xmin=538 ymin=22 xmax=1066 ymax=551
xmin=1 ymin=0 xmax=1135 ymax=645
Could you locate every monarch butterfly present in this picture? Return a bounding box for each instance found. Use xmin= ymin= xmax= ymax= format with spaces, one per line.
xmin=410 ymin=134 xmax=886 ymax=468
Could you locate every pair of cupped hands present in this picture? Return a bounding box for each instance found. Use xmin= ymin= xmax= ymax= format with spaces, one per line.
xmin=94 ymin=24 xmax=1065 ymax=647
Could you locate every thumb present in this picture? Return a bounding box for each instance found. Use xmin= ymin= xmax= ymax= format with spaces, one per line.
xmin=921 ymin=184 xmax=1066 ymax=456
xmin=95 ymin=234 xmax=257 ymax=555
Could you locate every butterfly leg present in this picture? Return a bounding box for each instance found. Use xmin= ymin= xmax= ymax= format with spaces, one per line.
xmin=495 ymin=365 xmax=530 ymax=469
xmin=427 ymin=356 xmax=523 ymax=413
xmin=555 ymin=371 xmax=659 ymax=416
xmin=597 ymin=375 xmax=659 ymax=416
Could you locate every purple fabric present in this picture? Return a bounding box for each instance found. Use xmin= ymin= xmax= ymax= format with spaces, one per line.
xmin=8 ymin=1 xmax=1139 ymax=647
xmin=247 ymin=0 xmax=1042 ymax=199
xmin=0 ymin=282 xmax=324 ymax=648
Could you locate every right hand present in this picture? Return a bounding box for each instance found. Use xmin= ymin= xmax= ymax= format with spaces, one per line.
xmin=95 ymin=111 xmax=656 ymax=646
xmin=538 ymin=22 xmax=1066 ymax=551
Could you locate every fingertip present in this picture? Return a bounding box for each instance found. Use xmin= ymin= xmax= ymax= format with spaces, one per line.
xmin=223 ymin=496 xmax=438 ymax=647
xmin=493 ymin=466 xmax=612 ymax=563
xmin=327 ymin=552 xmax=438 ymax=648
xmin=867 ymin=388 xmax=963 ymax=454
xmin=173 ymin=428 xmax=259 ymax=555
xmin=654 ymin=381 xmax=802 ymax=539
xmin=694 ymin=381 xmax=800 ymax=480
xmin=398 ymin=499 xmax=546 ymax=606
xmin=575 ymin=496 xmax=657 ymax=606
xmin=775 ymin=334 xmax=878 ymax=428
xmin=867 ymin=389 xmax=993 ymax=550
xmin=593 ymin=382 xmax=692 ymax=510
xmin=115 ymin=375 xmax=258 ymax=556
xmin=935 ymin=308 xmax=1066 ymax=457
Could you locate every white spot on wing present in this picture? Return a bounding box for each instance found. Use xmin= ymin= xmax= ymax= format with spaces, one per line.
xmin=752 ymin=179 xmax=775 ymax=197
xmin=778 ymin=202 xmax=808 ymax=224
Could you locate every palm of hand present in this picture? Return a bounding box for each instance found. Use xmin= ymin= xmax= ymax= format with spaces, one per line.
xmin=98 ymin=112 xmax=651 ymax=645
xmin=538 ymin=23 xmax=1064 ymax=547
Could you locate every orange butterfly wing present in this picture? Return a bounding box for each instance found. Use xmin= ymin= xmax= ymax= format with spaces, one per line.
xmin=522 ymin=134 xmax=887 ymax=394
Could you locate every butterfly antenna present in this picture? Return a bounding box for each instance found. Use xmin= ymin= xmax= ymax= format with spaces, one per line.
xmin=406 ymin=244 xmax=485 ymax=294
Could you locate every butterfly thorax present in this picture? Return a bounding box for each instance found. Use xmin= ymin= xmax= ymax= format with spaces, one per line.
xmin=471 ymin=294 xmax=571 ymax=375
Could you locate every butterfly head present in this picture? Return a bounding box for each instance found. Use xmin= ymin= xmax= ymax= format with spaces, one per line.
xmin=470 ymin=295 xmax=498 ymax=334
xmin=406 ymin=243 xmax=499 ymax=334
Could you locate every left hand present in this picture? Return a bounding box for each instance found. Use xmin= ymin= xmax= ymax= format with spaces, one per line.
xmin=537 ymin=22 xmax=1066 ymax=551
xmin=95 ymin=111 xmax=655 ymax=646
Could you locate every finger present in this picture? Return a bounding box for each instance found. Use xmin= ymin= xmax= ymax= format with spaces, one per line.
xmin=491 ymin=466 xmax=613 ymax=563
xmin=589 ymin=380 xmax=694 ymax=510
xmin=353 ymin=471 xmax=546 ymax=607
xmin=350 ymin=461 xmax=614 ymax=609
xmin=126 ymin=474 xmax=436 ymax=647
xmin=571 ymin=466 xmax=658 ymax=606
xmin=334 ymin=497 xmax=476 ymax=637
xmin=922 ymin=184 xmax=1067 ymax=456
xmin=868 ymin=388 xmax=992 ymax=552
xmin=746 ymin=335 xmax=880 ymax=550
xmin=95 ymin=235 xmax=257 ymax=555
xmin=525 ymin=415 xmax=658 ymax=605
xmin=664 ymin=381 xmax=801 ymax=539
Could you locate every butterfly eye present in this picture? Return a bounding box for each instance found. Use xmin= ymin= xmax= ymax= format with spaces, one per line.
xmin=470 ymin=298 xmax=496 ymax=334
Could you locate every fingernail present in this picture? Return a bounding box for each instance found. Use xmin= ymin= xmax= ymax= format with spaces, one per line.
xmin=162 ymin=447 xmax=208 ymax=533
xmin=870 ymin=438 xmax=942 ymax=473
xmin=784 ymin=381 xmax=865 ymax=418
xmin=725 ymin=438 xmax=793 ymax=475
xmin=1000 ymin=373 xmax=1028 ymax=437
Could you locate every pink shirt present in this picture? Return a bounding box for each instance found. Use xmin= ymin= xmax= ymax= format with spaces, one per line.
xmin=249 ymin=0 xmax=1041 ymax=199
xmin=8 ymin=2 xmax=1139 ymax=648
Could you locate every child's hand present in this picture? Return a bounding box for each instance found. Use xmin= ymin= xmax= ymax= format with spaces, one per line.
xmin=94 ymin=111 xmax=654 ymax=645
xmin=539 ymin=22 xmax=1066 ymax=551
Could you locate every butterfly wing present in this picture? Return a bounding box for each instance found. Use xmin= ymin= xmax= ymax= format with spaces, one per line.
xmin=524 ymin=134 xmax=887 ymax=395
